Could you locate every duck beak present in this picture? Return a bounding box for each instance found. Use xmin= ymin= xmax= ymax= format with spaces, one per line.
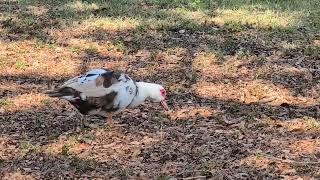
xmin=160 ymin=100 xmax=169 ymax=111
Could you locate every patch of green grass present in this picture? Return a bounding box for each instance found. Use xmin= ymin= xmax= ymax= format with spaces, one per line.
xmin=226 ymin=64 xmax=238 ymax=73
xmin=195 ymin=52 xmax=216 ymax=68
xmin=34 ymin=118 xmax=45 ymax=129
xmin=156 ymin=174 xmax=171 ymax=180
xmin=115 ymin=40 xmax=126 ymax=53
xmin=67 ymin=135 xmax=79 ymax=146
xmin=303 ymin=116 xmax=320 ymax=130
xmin=14 ymin=59 xmax=28 ymax=70
xmin=117 ymin=168 xmax=130 ymax=178
xmin=305 ymin=45 xmax=320 ymax=59
xmin=224 ymin=21 xmax=247 ymax=32
xmin=190 ymin=71 xmax=198 ymax=84
xmin=238 ymin=122 xmax=247 ymax=134
xmin=68 ymin=46 xmax=81 ymax=53
xmin=0 ymin=99 xmax=13 ymax=106
xmin=62 ymin=66 xmax=69 ymax=74
xmin=40 ymin=99 xmax=50 ymax=105
xmin=70 ymin=156 xmax=97 ymax=172
xmin=3 ymin=0 xmax=319 ymax=35
xmin=78 ymin=133 xmax=96 ymax=144
xmin=84 ymin=47 xmax=98 ymax=55
xmin=1 ymin=0 xmax=318 ymax=43
xmin=235 ymin=49 xmax=251 ymax=60
xmin=158 ymin=111 xmax=167 ymax=119
xmin=255 ymin=68 xmax=265 ymax=79
xmin=17 ymin=48 xmax=25 ymax=54
xmin=61 ymin=144 xmax=70 ymax=155
xmin=19 ymin=141 xmax=40 ymax=153
xmin=245 ymin=114 xmax=257 ymax=122
xmin=137 ymin=23 xmax=147 ymax=32
xmin=220 ymin=38 xmax=239 ymax=55
xmin=47 ymin=43 xmax=58 ymax=49
xmin=48 ymin=132 xmax=60 ymax=141
xmin=149 ymin=51 xmax=158 ymax=61
xmin=255 ymin=151 xmax=262 ymax=159
xmin=33 ymin=40 xmax=47 ymax=49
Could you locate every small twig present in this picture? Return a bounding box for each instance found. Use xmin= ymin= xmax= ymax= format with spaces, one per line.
xmin=260 ymin=153 xmax=320 ymax=166
xmin=182 ymin=176 xmax=206 ymax=180
xmin=160 ymin=119 xmax=163 ymax=141
xmin=174 ymin=170 xmax=212 ymax=179
xmin=176 ymin=170 xmax=210 ymax=176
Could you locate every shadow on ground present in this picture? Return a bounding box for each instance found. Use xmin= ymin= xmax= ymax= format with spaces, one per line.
xmin=1 ymin=0 xmax=319 ymax=179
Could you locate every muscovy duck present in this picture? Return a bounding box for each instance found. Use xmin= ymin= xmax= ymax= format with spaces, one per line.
xmin=45 ymin=68 xmax=169 ymax=127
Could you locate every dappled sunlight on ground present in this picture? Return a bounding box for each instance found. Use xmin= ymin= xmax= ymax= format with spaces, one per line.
xmin=0 ymin=0 xmax=319 ymax=178
xmin=26 ymin=5 xmax=48 ymax=16
xmin=0 ymin=81 xmax=43 ymax=97
xmin=65 ymin=0 xmax=99 ymax=12
xmin=90 ymin=130 xmax=160 ymax=163
xmin=240 ymin=155 xmax=290 ymax=172
xmin=237 ymin=155 xmax=312 ymax=179
xmin=275 ymin=118 xmax=320 ymax=133
xmin=289 ymin=139 xmax=320 ymax=155
xmin=0 ymin=136 xmax=20 ymax=161
xmin=0 ymin=40 xmax=79 ymax=77
xmin=192 ymin=79 xmax=318 ymax=106
xmin=43 ymin=127 xmax=161 ymax=162
xmin=0 ymin=93 xmax=51 ymax=112
xmin=81 ymin=17 xmax=140 ymax=32
xmin=212 ymin=9 xmax=296 ymax=28
xmin=2 ymin=170 xmax=36 ymax=180
xmin=169 ymin=106 xmax=215 ymax=120
xmin=192 ymin=81 xmax=240 ymax=101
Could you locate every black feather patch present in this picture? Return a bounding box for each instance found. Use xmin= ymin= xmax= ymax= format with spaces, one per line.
xmin=46 ymin=86 xmax=119 ymax=116
xmin=45 ymin=87 xmax=80 ymax=97
xmin=70 ymin=91 xmax=118 ymax=115
xmin=101 ymin=71 xmax=121 ymax=88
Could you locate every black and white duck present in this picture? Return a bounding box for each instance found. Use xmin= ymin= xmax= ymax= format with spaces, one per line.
xmin=44 ymin=68 xmax=169 ymax=127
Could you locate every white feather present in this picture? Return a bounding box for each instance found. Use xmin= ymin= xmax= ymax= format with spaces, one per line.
xmin=62 ymin=69 xmax=113 ymax=97
xmin=62 ymin=68 xmax=139 ymax=110
xmin=111 ymin=79 xmax=137 ymax=109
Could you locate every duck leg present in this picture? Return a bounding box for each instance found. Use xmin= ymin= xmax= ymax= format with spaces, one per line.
xmin=80 ymin=115 xmax=97 ymax=129
xmin=107 ymin=114 xmax=114 ymax=127
xmin=106 ymin=111 xmax=127 ymax=127
xmin=80 ymin=115 xmax=89 ymax=130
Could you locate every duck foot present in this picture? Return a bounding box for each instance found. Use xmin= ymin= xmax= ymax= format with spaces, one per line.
xmin=105 ymin=114 xmax=127 ymax=127
xmin=80 ymin=116 xmax=98 ymax=130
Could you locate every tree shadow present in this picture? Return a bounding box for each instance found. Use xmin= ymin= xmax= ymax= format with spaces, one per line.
xmin=1 ymin=0 xmax=317 ymax=41
xmin=0 ymin=152 xmax=120 ymax=179
xmin=0 ymin=1 xmax=57 ymax=41
xmin=1 ymin=0 xmax=319 ymax=178
xmin=0 ymin=74 xmax=70 ymax=85
xmin=194 ymin=95 xmax=319 ymax=121
xmin=0 ymin=143 xmax=289 ymax=179
xmin=67 ymin=4 xmax=318 ymax=98
xmin=0 ymin=106 xmax=79 ymax=146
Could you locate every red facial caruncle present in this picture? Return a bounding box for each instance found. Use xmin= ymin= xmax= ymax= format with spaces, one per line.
xmin=160 ymin=88 xmax=166 ymax=98
xmin=159 ymin=88 xmax=169 ymax=110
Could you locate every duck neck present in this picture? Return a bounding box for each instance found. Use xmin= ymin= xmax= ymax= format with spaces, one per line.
xmin=129 ymin=82 xmax=153 ymax=107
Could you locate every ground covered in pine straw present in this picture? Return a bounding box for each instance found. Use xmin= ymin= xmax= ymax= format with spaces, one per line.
xmin=0 ymin=0 xmax=319 ymax=179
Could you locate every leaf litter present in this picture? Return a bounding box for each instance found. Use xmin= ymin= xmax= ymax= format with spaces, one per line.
xmin=0 ymin=1 xmax=320 ymax=179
